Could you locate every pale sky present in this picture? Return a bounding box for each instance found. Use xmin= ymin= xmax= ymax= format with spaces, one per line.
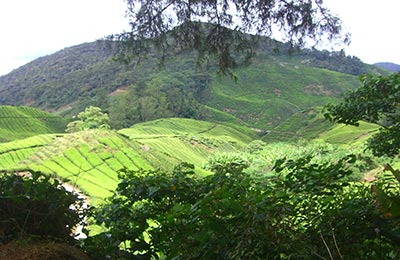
xmin=0 ymin=0 xmax=399 ymax=76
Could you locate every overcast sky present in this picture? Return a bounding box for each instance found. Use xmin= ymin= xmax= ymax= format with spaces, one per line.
xmin=0 ymin=0 xmax=399 ymax=76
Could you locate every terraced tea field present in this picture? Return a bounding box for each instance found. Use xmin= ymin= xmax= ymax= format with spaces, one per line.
xmin=0 ymin=113 xmax=384 ymax=204
xmin=0 ymin=131 xmax=151 ymax=203
xmin=317 ymin=121 xmax=379 ymax=146
xmin=0 ymin=106 xmax=66 ymax=142
xmin=0 ymin=118 xmax=255 ymax=203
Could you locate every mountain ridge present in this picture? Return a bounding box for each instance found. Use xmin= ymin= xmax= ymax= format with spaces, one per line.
xmin=373 ymin=62 xmax=400 ymax=72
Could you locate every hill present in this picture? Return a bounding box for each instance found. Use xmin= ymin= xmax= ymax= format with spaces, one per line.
xmin=374 ymin=62 xmax=400 ymax=72
xmin=0 ymin=37 xmax=387 ymax=132
xmin=0 ymin=106 xmax=66 ymax=142
xmin=0 ymin=118 xmax=255 ymax=203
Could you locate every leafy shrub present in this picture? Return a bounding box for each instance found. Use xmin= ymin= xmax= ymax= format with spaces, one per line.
xmin=325 ymin=71 xmax=400 ymax=255
xmin=202 ymin=152 xmax=251 ymax=174
xmin=325 ymin=72 xmax=400 ymax=158
xmin=66 ymin=106 xmax=110 ymax=133
xmin=245 ymin=139 xmax=267 ymax=153
xmin=86 ymin=156 xmax=399 ymax=259
xmin=0 ymin=171 xmax=87 ymax=244
xmin=273 ymin=155 xmax=399 ymax=259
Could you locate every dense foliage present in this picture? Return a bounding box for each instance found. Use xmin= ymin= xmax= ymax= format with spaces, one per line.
xmin=325 ymin=71 xmax=400 ymax=249
xmin=108 ymin=73 xmax=209 ymax=129
xmin=0 ymin=42 xmax=115 ymax=109
xmin=66 ymin=106 xmax=110 ymax=133
xmin=0 ymin=170 xmax=86 ymax=244
xmin=296 ymin=49 xmax=371 ymax=76
xmin=325 ymin=72 xmax=400 ymax=157
xmin=87 ymin=155 xmax=399 ymax=259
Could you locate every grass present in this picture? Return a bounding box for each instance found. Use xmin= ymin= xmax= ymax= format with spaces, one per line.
xmin=0 ymin=111 xmax=390 ymax=206
xmin=119 ymin=118 xmax=255 ymax=171
xmin=206 ymin=57 xmax=360 ymax=130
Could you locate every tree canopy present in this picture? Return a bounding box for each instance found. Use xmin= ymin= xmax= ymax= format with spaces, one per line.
xmin=66 ymin=106 xmax=110 ymax=133
xmin=325 ymin=72 xmax=400 ymax=158
xmin=112 ymin=0 xmax=349 ymax=73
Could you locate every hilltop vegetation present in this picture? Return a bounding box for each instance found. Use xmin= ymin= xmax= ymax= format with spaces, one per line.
xmin=207 ymin=58 xmax=361 ymax=130
xmin=0 ymin=106 xmax=66 ymax=142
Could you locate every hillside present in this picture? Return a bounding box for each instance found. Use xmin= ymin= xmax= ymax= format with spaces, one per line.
xmin=0 ymin=42 xmax=115 ymax=110
xmin=206 ymin=57 xmax=361 ymax=130
xmin=0 ymin=118 xmax=255 ymax=203
xmin=317 ymin=121 xmax=379 ymax=146
xmin=0 ymin=37 xmax=387 ymax=132
xmin=0 ymin=106 xmax=66 ymax=142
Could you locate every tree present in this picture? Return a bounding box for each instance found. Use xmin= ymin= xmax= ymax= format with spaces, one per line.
xmin=325 ymin=72 xmax=400 ymax=158
xmin=66 ymin=106 xmax=111 ymax=132
xmin=139 ymin=78 xmax=172 ymax=121
xmin=112 ymin=0 xmax=349 ymax=74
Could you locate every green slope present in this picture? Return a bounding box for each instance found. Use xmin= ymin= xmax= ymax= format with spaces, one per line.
xmin=261 ymin=107 xmax=334 ymax=142
xmin=260 ymin=106 xmax=381 ymax=147
xmin=207 ymin=58 xmax=361 ymax=130
xmin=120 ymin=118 xmax=255 ymax=167
xmin=317 ymin=121 xmax=380 ymax=147
xmin=0 ymin=118 xmax=254 ymax=203
xmin=0 ymin=106 xmax=66 ymax=142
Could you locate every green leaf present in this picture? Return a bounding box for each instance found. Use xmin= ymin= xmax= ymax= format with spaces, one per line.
xmin=148 ymin=186 xmax=160 ymax=197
